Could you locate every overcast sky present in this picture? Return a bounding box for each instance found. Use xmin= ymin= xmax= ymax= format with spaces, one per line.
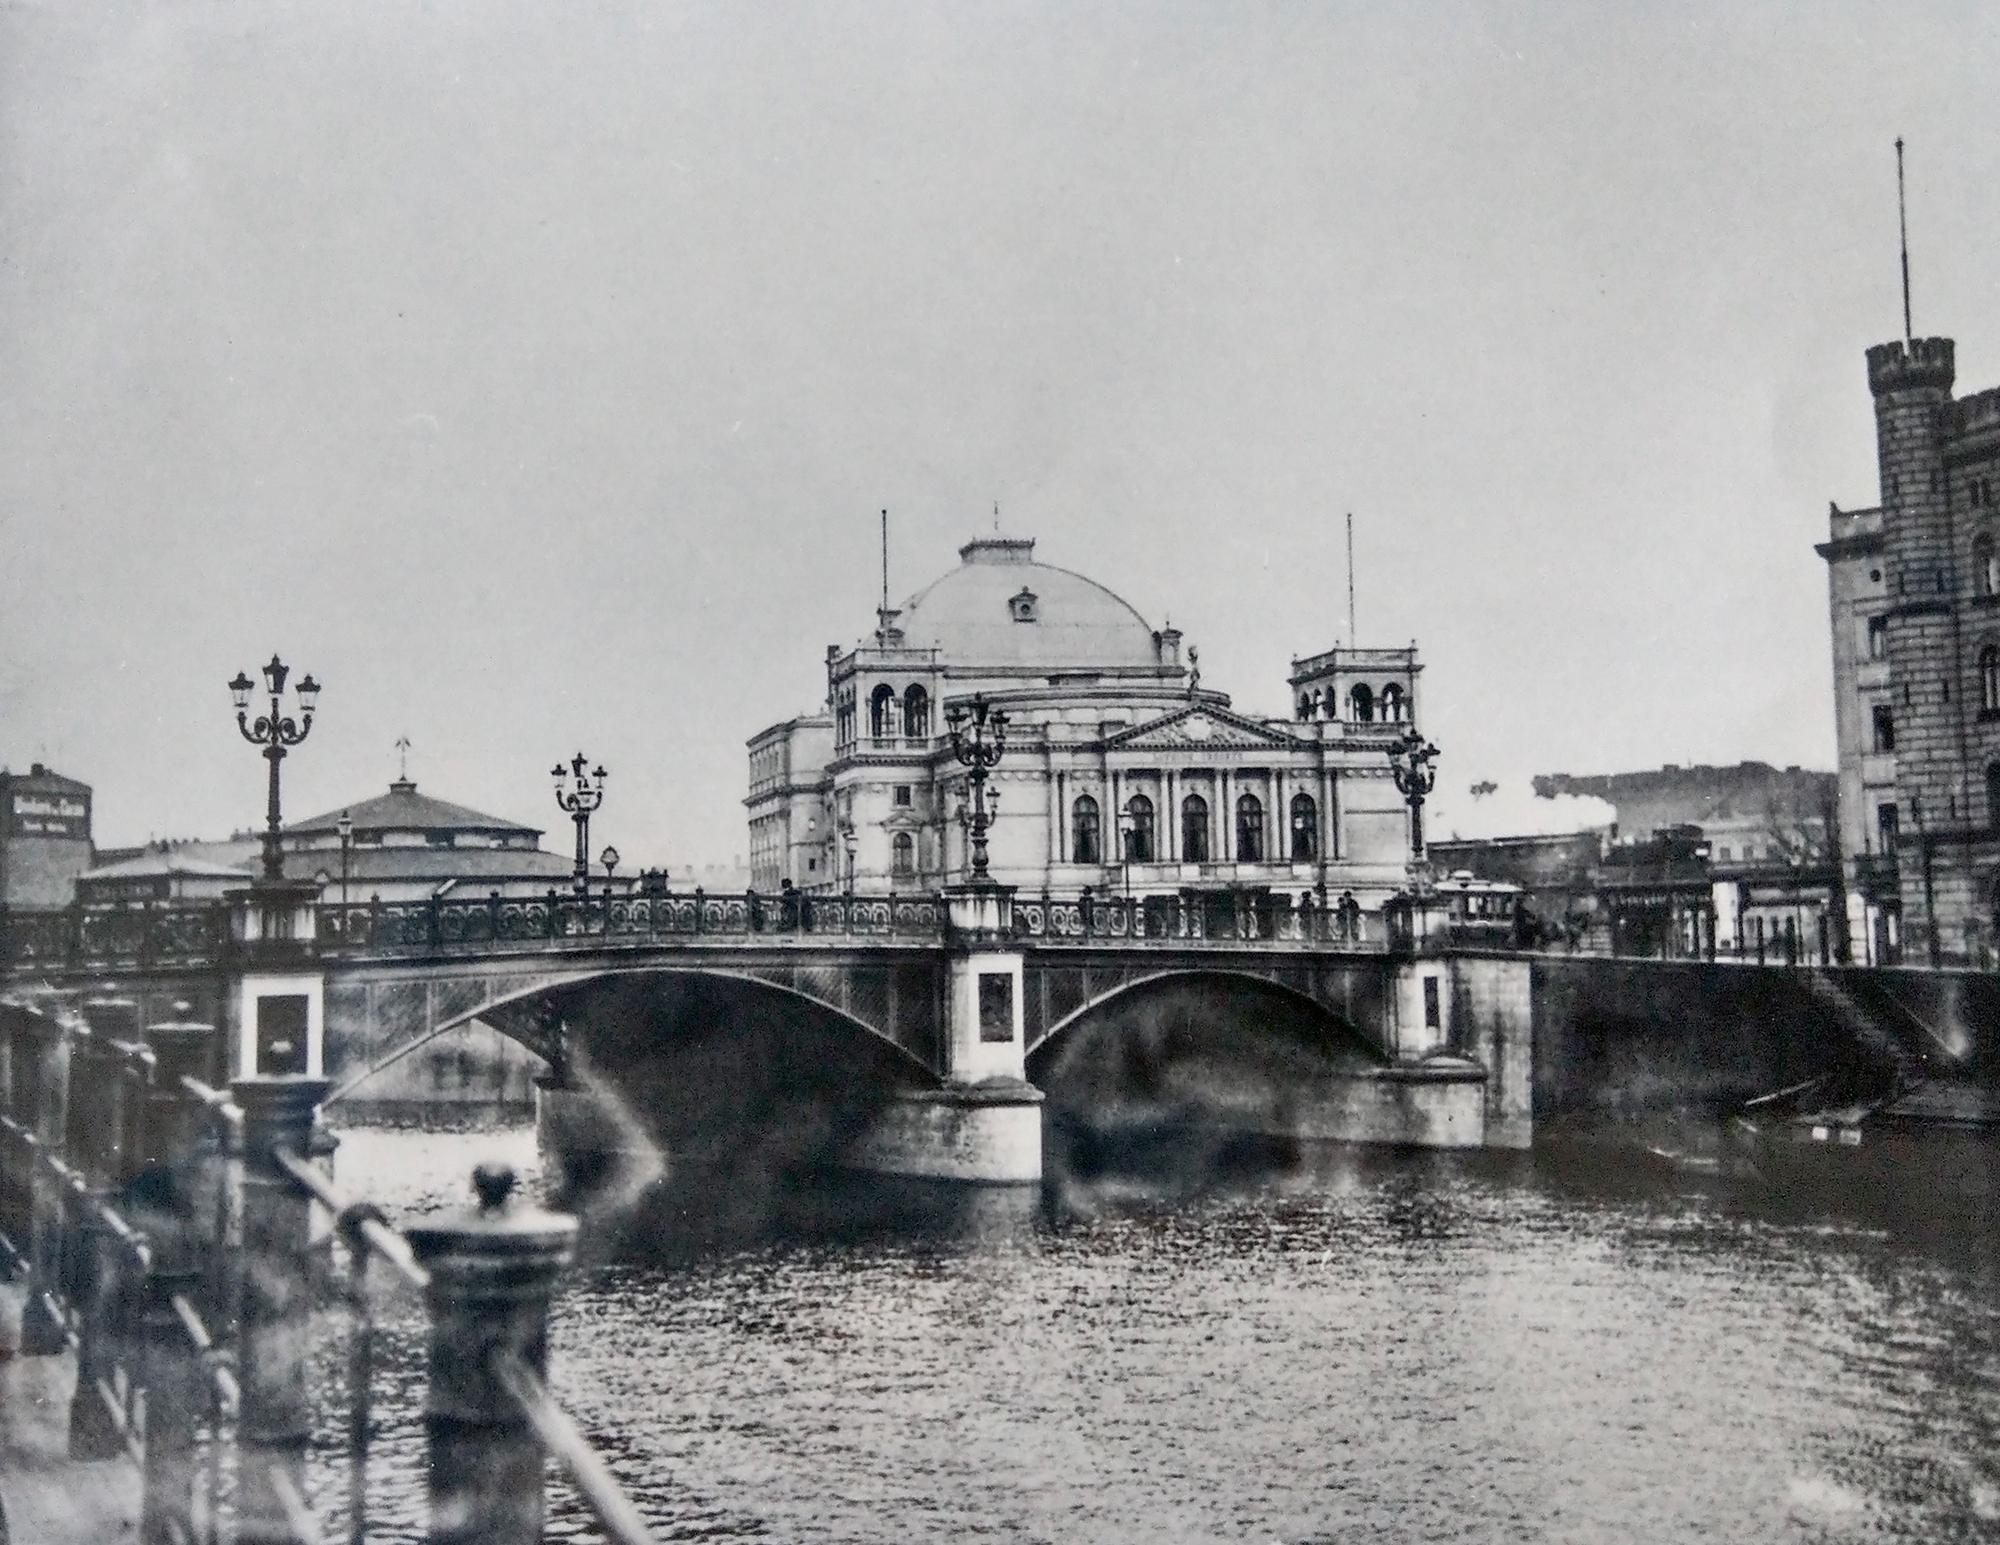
xmin=4 ymin=2 xmax=1998 ymax=868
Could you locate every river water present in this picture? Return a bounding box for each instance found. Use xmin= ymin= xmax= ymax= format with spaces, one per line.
xmin=315 ymin=1127 xmax=2000 ymax=1545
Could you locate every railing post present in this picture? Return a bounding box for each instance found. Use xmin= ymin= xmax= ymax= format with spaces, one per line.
xmin=231 ymin=1075 xmax=329 ymax=1545
xmin=138 ymin=1260 xmax=203 ymax=1545
xmin=408 ymin=1165 xmax=579 ymax=1545
xmin=20 ymin=1009 xmax=73 ymax=1355
xmin=67 ymin=1002 xmax=142 ymax=1459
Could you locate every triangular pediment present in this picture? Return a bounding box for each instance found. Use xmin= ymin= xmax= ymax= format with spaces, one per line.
xmin=1103 ymin=704 xmax=1297 ymax=751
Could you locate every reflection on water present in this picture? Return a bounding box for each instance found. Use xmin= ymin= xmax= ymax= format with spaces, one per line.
xmin=317 ymin=1125 xmax=2000 ymax=1545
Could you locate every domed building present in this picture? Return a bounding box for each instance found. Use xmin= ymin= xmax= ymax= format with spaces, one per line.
xmin=746 ymin=531 xmax=1428 ymax=918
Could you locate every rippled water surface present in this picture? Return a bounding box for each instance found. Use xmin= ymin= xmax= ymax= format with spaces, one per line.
xmin=321 ymin=1129 xmax=2000 ymax=1544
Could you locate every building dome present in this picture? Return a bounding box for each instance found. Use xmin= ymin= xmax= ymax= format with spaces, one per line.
xmin=896 ymin=535 xmax=1161 ymax=668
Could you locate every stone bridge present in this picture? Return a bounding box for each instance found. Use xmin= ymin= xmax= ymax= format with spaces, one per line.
xmin=0 ymin=885 xmax=1531 ymax=1185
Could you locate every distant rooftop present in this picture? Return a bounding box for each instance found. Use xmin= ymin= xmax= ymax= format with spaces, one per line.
xmin=286 ymin=779 xmax=542 ymax=839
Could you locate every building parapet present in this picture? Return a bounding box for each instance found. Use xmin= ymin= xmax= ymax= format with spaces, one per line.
xmin=1288 ymin=645 xmax=1420 ymax=683
xmin=1948 ymin=386 xmax=2000 ymax=440
xmin=1867 ymin=335 xmax=1955 ymax=396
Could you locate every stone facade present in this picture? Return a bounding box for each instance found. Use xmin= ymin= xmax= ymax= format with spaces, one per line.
xmin=746 ymin=531 xmax=1427 ymax=923
xmin=1819 ymin=336 xmax=2000 ymax=966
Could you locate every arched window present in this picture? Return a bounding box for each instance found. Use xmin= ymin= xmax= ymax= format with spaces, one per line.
xmin=1236 ymin=793 xmax=1265 ymax=862
xmin=1379 ymin=683 xmax=1405 ymax=722
xmin=903 ymin=684 xmax=930 ymax=739
xmin=1182 ymin=794 xmax=1210 ymax=862
xmin=1979 ymin=533 xmax=2000 ymax=597
xmin=1297 ymin=695 xmax=1312 ymax=721
xmin=1290 ymin=793 xmax=1318 ymax=861
xmin=1983 ymin=647 xmax=2000 ymax=715
xmin=1125 ymin=795 xmax=1155 ymax=863
xmin=869 ymin=684 xmax=896 ymax=738
xmin=891 ymin=831 xmax=915 ymax=877
xmin=1072 ymin=795 xmax=1101 ymax=864
xmin=1349 ymin=684 xmax=1374 ymax=723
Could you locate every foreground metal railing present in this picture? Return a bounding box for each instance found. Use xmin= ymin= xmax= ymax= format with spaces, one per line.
xmin=0 ymin=996 xmax=656 ymax=1544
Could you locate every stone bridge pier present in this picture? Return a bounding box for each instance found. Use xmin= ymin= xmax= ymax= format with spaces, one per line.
xmin=836 ymin=883 xmax=1047 ymax=1183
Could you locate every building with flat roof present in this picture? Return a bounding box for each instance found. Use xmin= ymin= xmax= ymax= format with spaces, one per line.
xmin=747 ymin=528 xmax=1428 ymax=920
xmin=0 ymin=763 xmax=93 ymax=910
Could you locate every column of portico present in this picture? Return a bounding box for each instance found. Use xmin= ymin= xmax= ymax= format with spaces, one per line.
xmin=1165 ymin=767 xmax=1178 ymax=863
xmin=1220 ymin=767 xmax=1233 ymax=863
xmin=1323 ymin=766 xmax=1338 ymax=861
xmin=1275 ymin=766 xmax=1287 ymax=863
xmin=1048 ymin=752 xmax=1064 ymax=880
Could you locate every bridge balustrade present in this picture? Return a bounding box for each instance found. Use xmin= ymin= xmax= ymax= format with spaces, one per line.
xmin=0 ymin=903 xmax=231 ymax=973
xmin=0 ymin=1004 xmax=658 ymax=1544
xmin=317 ymin=888 xmax=954 ymax=953
xmin=4 ymin=887 xmax=1405 ymax=974
xmin=1014 ymin=890 xmax=1377 ymax=948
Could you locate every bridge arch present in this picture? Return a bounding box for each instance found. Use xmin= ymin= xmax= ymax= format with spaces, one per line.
xmin=425 ymin=965 xmax=940 ymax=1084
xmin=1028 ymin=967 xmax=1390 ymax=1181
xmin=1026 ymin=966 xmax=1388 ymax=1066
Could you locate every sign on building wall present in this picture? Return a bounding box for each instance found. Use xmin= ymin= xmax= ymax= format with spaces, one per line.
xmin=10 ymin=791 xmax=89 ymax=838
xmin=978 ymin=973 xmax=1014 ymax=1043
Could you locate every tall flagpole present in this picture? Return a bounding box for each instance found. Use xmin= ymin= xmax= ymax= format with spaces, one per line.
xmin=1897 ymin=136 xmax=1912 ymax=342
xmin=880 ymin=508 xmax=889 ymax=617
xmin=1346 ymin=511 xmax=1357 ymax=644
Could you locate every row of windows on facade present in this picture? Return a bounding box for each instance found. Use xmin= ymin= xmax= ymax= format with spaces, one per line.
xmin=1295 ymin=683 xmax=1409 ymax=724
xmin=869 ymin=791 xmax=1327 ymax=878
xmin=1882 ymin=537 xmax=2000 ymax=601
xmin=1868 ymin=647 xmax=2000 ymax=754
xmin=1069 ymin=791 xmax=1321 ymax=865
xmin=1873 ymin=765 xmax=2000 ymax=849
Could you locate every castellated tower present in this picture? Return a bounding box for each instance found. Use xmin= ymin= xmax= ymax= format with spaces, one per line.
xmin=1868 ymin=336 xmax=1960 ymax=960
xmin=1862 ymin=333 xmax=2000 ymax=963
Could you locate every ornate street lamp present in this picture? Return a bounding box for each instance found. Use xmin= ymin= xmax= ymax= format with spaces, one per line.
xmin=600 ymin=845 xmax=621 ymax=894
xmin=230 ymin=654 xmax=320 ymax=883
xmin=551 ymin=753 xmax=606 ymax=895
xmin=337 ymin=810 xmax=353 ymax=908
xmin=944 ymin=693 xmax=1008 ymax=882
xmin=1388 ymin=730 xmax=1440 ymax=860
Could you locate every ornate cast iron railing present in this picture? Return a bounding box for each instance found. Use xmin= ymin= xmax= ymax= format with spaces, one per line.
xmin=316 ymin=888 xmax=951 ymax=952
xmin=4 ymin=885 xmax=1404 ymax=972
xmin=1014 ymin=889 xmax=1377 ymax=948
xmin=0 ymin=996 xmax=657 ymax=1544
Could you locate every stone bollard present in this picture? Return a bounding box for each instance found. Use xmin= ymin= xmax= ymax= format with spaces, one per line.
xmin=138 ymin=1262 xmax=203 ymax=1545
xmin=20 ymin=1010 xmax=73 ymax=1356
xmin=66 ymin=1013 xmax=128 ymax=1460
xmin=408 ymin=1163 xmax=579 ymax=1545
xmin=232 ymin=1075 xmax=329 ymax=1545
